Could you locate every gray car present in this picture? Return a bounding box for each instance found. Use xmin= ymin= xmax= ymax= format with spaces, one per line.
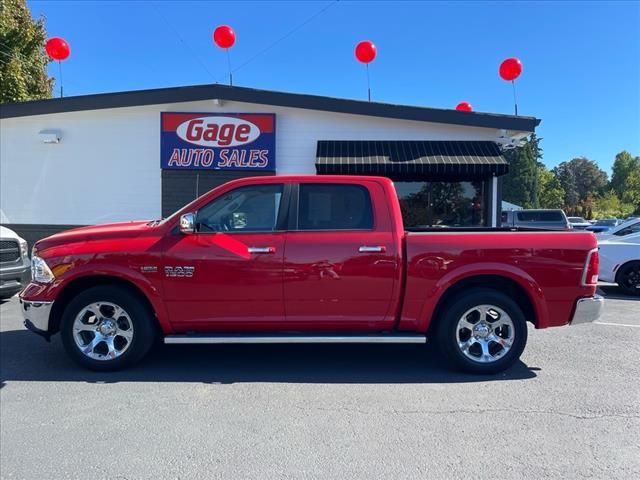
xmin=501 ymin=209 xmax=571 ymax=230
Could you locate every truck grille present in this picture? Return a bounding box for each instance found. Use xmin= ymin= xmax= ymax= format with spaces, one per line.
xmin=0 ymin=239 xmax=20 ymax=263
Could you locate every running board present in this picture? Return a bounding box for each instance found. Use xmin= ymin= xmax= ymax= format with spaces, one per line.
xmin=164 ymin=334 xmax=427 ymax=345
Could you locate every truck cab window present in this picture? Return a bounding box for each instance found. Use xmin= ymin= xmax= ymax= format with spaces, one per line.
xmin=196 ymin=184 xmax=283 ymax=232
xmin=298 ymin=184 xmax=373 ymax=230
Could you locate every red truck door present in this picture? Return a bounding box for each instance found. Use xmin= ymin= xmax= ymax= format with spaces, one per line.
xmin=161 ymin=183 xmax=287 ymax=330
xmin=283 ymin=181 xmax=400 ymax=331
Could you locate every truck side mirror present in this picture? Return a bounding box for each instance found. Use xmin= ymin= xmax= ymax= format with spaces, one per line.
xmin=180 ymin=213 xmax=196 ymax=234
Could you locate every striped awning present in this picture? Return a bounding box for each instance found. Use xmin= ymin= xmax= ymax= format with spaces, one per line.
xmin=316 ymin=140 xmax=509 ymax=179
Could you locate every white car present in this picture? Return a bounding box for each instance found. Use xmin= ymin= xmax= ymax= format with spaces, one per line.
xmin=598 ymin=232 xmax=640 ymax=296
xmin=597 ymin=218 xmax=640 ymax=241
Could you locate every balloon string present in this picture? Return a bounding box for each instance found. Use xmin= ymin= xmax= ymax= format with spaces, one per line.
xmin=366 ymin=63 xmax=371 ymax=102
xmin=58 ymin=60 xmax=63 ymax=98
xmin=512 ymin=80 xmax=518 ymax=116
xmin=226 ymin=49 xmax=232 ymax=86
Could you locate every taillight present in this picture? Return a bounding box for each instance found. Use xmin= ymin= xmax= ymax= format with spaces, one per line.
xmin=581 ymin=248 xmax=599 ymax=286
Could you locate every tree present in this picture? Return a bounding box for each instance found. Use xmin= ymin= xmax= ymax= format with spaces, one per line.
xmin=502 ymin=134 xmax=542 ymax=208
xmin=592 ymin=190 xmax=635 ymax=219
xmin=552 ymin=157 xmax=608 ymax=209
xmin=0 ymin=0 xmax=52 ymax=103
xmin=623 ymin=169 xmax=640 ymax=213
xmin=537 ymin=166 xmax=565 ymax=209
xmin=610 ymin=151 xmax=640 ymax=200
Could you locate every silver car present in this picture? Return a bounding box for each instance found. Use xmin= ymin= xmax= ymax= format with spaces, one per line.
xmin=568 ymin=216 xmax=592 ymax=230
xmin=501 ymin=209 xmax=571 ymax=230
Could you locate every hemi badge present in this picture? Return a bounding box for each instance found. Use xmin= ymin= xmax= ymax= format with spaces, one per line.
xmin=140 ymin=266 xmax=158 ymax=273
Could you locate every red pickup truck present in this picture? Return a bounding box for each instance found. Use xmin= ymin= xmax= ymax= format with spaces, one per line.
xmin=20 ymin=175 xmax=603 ymax=374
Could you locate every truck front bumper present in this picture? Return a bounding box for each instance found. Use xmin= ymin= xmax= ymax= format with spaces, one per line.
xmin=570 ymin=295 xmax=604 ymax=325
xmin=20 ymin=299 xmax=53 ymax=341
xmin=0 ymin=261 xmax=31 ymax=299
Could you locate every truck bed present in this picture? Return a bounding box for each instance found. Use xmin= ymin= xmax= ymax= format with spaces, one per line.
xmin=399 ymin=229 xmax=598 ymax=332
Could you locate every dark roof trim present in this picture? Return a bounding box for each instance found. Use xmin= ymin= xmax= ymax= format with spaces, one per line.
xmin=0 ymin=84 xmax=540 ymax=131
xmin=316 ymin=140 xmax=509 ymax=179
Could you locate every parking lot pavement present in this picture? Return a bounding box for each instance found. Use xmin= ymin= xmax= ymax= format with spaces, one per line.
xmin=1 ymin=289 xmax=639 ymax=480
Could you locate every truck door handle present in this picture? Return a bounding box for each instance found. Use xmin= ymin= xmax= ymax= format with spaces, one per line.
xmin=358 ymin=246 xmax=386 ymax=253
xmin=248 ymin=246 xmax=276 ymax=254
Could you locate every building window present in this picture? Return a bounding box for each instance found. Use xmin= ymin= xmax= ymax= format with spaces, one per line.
xmin=395 ymin=181 xmax=486 ymax=228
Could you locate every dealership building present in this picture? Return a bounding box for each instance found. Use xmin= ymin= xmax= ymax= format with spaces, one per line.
xmin=0 ymin=84 xmax=539 ymax=245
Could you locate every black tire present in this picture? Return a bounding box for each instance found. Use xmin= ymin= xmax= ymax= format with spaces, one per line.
xmin=435 ymin=288 xmax=528 ymax=374
xmin=615 ymin=261 xmax=640 ymax=296
xmin=60 ymin=285 xmax=156 ymax=371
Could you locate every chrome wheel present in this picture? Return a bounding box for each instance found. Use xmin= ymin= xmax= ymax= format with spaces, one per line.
xmin=456 ymin=304 xmax=515 ymax=364
xmin=72 ymin=302 xmax=134 ymax=361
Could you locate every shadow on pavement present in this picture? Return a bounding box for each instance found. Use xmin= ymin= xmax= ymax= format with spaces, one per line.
xmin=0 ymin=328 xmax=538 ymax=387
xmin=598 ymin=285 xmax=640 ymax=301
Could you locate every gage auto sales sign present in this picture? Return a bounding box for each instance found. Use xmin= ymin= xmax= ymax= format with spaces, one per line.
xmin=160 ymin=112 xmax=276 ymax=171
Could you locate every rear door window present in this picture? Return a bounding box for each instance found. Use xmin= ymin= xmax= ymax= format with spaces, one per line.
xmin=297 ymin=184 xmax=373 ymax=230
xmin=516 ymin=211 xmax=564 ymax=222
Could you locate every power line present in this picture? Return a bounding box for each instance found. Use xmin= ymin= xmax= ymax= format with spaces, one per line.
xmin=215 ymin=0 xmax=340 ymax=84
xmin=2 ymin=1 xmax=340 ymax=90
xmin=152 ymin=2 xmax=218 ymax=80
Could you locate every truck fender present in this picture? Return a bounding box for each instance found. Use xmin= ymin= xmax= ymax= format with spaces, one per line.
xmin=53 ymin=264 xmax=174 ymax=335
xmin=419 ymin=262 xmax=549 ymax=332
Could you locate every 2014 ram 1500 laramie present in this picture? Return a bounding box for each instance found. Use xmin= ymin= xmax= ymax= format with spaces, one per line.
xmin=20 ymin=176 xmax=603 ymax=373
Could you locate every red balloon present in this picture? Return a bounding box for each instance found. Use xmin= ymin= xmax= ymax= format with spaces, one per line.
xmin=499 ymin=57 xmax=522 ymax=81
xmin=355 ymin=40 xmax=376 ymax=64
xmin=213 ymin=25 xmax=236 ymax=49
xmin=45 ymin=37 xmax=70 ymax=61
xmin=456 ymin=102 xmax=473 ymax=112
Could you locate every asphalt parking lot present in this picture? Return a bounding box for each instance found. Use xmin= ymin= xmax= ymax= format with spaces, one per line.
xmin=1 ymin=286 xmax=639 ymax=480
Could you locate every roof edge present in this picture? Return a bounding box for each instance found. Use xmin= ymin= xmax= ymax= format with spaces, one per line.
xmin=0 ymin=83 xmax=541 ymax=131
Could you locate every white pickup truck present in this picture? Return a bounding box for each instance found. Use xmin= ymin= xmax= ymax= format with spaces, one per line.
xmin=0 ymin=226 xmax=31 ymax=299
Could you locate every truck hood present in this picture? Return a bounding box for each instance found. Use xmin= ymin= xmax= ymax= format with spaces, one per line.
xmin=0 ymin=225 xmax=24 ymax=241
xmin=34 ymin=220 xmax=154 ymax=253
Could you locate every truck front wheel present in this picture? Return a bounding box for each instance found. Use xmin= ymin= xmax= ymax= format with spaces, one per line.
xmin=60 ymin=285 xmax=156 ymax=371
xmin=436 ymin=289 xmax=528 ymax=374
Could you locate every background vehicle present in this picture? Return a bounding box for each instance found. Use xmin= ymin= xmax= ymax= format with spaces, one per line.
xmin=501 ymin=209 xmax=571 ymax=230
xmin=0 ymin=226 xmax=30 ymax=300
xmin=586 ymin=218 xmax=622 ymax=234
xmin=597 ymin=218 xmax=640 ymax=240
xmin=20 ymin=176 xmax=602 ymax=374
xmin=568 ymin=217 xmax=591 ymax=230
xmin=598 ymin=232 xmax=640 ymax=296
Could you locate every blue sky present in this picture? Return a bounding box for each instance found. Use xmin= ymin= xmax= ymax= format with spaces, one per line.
xmin=29 ymin=0 xmax=640 ymax=174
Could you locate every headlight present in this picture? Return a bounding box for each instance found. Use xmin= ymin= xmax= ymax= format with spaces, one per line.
xmin=19 ymin=239 xmax=28 ymax=258
xmin=31 ymin=256 xmax=55 ymax=284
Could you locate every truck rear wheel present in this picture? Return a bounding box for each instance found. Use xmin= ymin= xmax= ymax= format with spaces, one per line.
xmin=60 ymin=286 xmax=156 ymax=371
xmin=435 ymin=289 xmax=528 ymax=374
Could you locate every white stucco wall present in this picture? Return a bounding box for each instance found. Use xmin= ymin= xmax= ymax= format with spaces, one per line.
xmin=1 ymin=99 xmax=514 ymax=225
